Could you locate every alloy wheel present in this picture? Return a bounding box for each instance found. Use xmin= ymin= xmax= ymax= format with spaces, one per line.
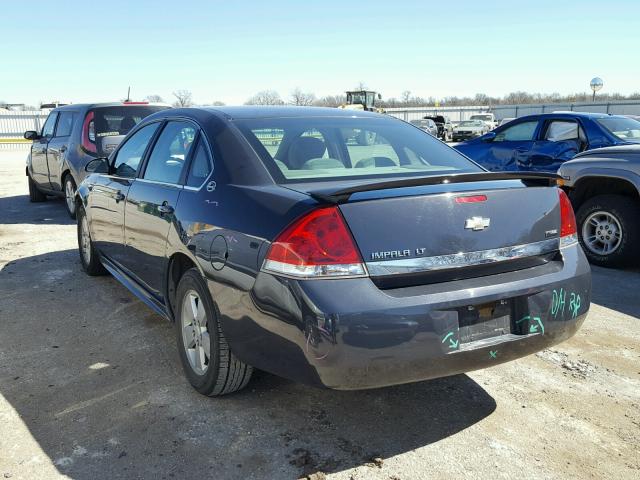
xmin=181 ymin=290 xmax=210 ymax=375
xmin=582 ymin=210 xmax=623 ymax=256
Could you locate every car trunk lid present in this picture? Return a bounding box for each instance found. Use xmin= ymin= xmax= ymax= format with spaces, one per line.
xmin=287 ymin=173 xmax=562 ymax=287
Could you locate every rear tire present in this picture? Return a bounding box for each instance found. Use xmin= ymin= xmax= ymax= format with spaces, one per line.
xmin=28 ymin=175 xmax=46 ymax=202
xmin=63 ymin=174 xmax=77 ymax=219
xmin=576 ymin=194 xmax=640 ymax=268
xmin=175 ymin=268 xmax=253 ymax=396
xmin=77 ymin=206 xmax=107 ymax=276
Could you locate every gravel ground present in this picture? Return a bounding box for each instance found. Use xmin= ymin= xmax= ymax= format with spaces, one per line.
xmin=0 ymin=149 xmax=639 ymax=480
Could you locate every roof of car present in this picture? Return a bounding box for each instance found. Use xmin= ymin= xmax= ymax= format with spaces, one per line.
xmin=202 ymin=105 xmax=386 ymax=119
xmin=517 ymin=111 xmax=621 ymax=121
xmin=52 ymin=102 xmax=168 ymax=111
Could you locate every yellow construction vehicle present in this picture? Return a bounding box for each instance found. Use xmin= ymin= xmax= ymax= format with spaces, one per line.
xmin=339 ymin=90 xmax=385 ymax=114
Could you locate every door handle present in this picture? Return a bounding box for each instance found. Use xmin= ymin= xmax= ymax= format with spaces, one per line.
xmin=114 ymin=191 xmax=125 ymax=202
xmin=157 ymin=202 xmax=174 ymax=215
xmin=60 ymin=145 xmax=67 ymax=153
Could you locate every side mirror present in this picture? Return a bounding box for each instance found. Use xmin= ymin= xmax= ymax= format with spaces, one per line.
xmin=482 ymin=132 xmax=497 ymax=142
xmin=85 ymin=157 xmax=110 ymax=174
xmin=377 ymin=93 xmax=382 ymax=100
xmin=24 ymin=131 xmax=40 ymax=141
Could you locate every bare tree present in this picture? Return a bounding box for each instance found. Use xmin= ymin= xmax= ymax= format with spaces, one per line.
xmin=244 ymin=90 xmax=284 ymax=105
xmin=313 ymin=94 xmax=346 ymax=107
xmin=210 ymin=100 xmax=226 ymax=106
xmin=401 ymin=90 xmax=412 ymax=105
xmin=172 ymin=90 xmax=193 ymax=107
xmin=145 ymin=94 xmax=164 ymax=103
xmin=290 ymin=88 xmax=316 ymax=106
xmin=355 ymin=81 xmax=367 ymax=91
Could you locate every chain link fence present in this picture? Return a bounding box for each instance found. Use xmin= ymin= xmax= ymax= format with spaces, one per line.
xmin=385 ymin=100 xmax=640 ymax=123
xmin=0 ymin=111 xmax=48 ymax=150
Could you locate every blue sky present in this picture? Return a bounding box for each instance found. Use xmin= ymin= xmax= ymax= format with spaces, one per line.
xmin=2 ymin=0 xmax=639 ymax=106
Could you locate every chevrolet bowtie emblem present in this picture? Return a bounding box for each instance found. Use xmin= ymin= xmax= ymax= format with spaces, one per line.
xmin=465 ymin=216 xmax=491 ymax=231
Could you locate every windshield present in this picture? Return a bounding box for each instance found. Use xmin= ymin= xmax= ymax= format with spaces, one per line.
xmin=458 ymin=121 xmax=484 ymax=127
xmin=597 ymin=117 xmax=640 ymax=141
xmin=470 ymin=115 xmax=492 ymax=121
xmin=236 ymin=117 xmax=481 ymax=183
xmin=347 ymin=92 xmax=366 ymax=105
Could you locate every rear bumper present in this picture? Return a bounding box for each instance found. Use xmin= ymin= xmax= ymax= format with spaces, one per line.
xmin=215 ymin=244 xmax=591 ymax=390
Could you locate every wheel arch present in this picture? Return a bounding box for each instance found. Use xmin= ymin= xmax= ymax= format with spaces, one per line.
xmin=569 ymin=175 xmax=640 ymax=210
xmin=166 ymin=252 xmax=205 ymax=322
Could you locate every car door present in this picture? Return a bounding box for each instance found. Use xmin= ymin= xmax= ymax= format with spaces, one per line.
xmin=87 ymin=122 xmax=161 ymax=266
xmin=527 ymin=119 xmax=585 ymax=172
xmin=122 ymin=120 xmax=197 ymax=299
xmin=30 ymin=112 xmax=58 ymax=188
xmin=484 ymin=119 xmax=540 ymax=171
xmin=46 ymin=110 xmax=76 ymax=191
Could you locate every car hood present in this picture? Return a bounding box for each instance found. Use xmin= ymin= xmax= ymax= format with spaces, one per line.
xmin=455 ymin=125 xmax=484 ymax=131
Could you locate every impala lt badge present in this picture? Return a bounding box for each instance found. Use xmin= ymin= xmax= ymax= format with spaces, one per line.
xmin=465 ymin=216 xmax=491 ymax=231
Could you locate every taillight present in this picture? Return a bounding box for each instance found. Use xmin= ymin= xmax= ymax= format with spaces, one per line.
xmin=558 ymin=189 xmax=578 ymax=247
xmin=81 ymin=111 xmax=96 ymax=154
xmin=263 ymin=206 xmax=367 ymax=278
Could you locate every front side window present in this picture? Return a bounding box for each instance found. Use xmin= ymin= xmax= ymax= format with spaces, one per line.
xmin=236 ymin=117 xmax=481 ymax=183
xmin=55 ymin=112 xmax=76 ymax=137
xmin=186 ymin=140 xmax=213 ymax=187
xmin=494 ymin=121 xmax=538 ymax=142
xmin=143 ymin=121 xmax=196 ymax=184
xmin=41 ymin=113 xmax=58 ymax=138
xmin=597 ymin=117 xmax=640 ymax=141
xmin=113 ymin=123 xmax=160 ymax=178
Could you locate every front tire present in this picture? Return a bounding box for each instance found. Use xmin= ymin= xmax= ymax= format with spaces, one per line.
xmin=64 ymin=174 xmax=77 ymax=219
xmin=28 ymin=175 xmax=46 ymax=202
xmin=175 ymin=269 xmax=253 ymax=396
xmin=77 ymin=206 xmax=107 ymax=276
xmin=576 ymin=194 xmax=640 ymax=268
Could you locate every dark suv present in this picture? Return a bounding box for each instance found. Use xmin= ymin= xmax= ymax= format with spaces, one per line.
xmin=25 ymin=102 xmax=169 ymax=218
xmin=424 ymin=115 xmax=453 ymax=141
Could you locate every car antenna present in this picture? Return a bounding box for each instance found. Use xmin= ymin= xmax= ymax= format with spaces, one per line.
xmin=125 ymin=86 xmax=131 ymax=102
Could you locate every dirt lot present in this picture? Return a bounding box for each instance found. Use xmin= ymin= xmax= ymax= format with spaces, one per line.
xmin=1 ymin=149 xmax=639 ymax=480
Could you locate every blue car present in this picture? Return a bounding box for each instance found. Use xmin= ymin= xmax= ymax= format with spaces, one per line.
xmin=455 ymin=112 xmax=640 ymax=172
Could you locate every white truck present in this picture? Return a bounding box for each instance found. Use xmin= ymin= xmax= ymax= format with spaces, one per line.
xmin=469 ymin=113 xmax=498 ymax=130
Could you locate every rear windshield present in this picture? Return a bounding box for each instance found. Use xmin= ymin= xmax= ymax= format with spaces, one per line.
xmin=88 ymin=105 xmax=168 ymax=155
xmin=596 ymin=117 xmax=640 ymax=141
xmin=235 ymin=116 xmax=481 ymax=183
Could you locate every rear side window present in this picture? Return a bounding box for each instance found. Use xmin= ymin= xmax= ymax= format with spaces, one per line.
xmin=143 ymin=121 xmax=196 ymax=184
xmin=86 ymin=105 xmax=168 ymax=156
xmin=544 ymin=121 xmax=580 ymax=141
xmin=236 ymin=117 xmax=481 ymax=183
xmin=494 ymin=121 xmax=538 ymax=142
xmin=113 ymin=123 xmax=160 ymax=178
xmin=55 ymin=112 xmax=76 ymax=137
xmin=41 ymin=113 xmax=58 ymax=138
xmin=186 ymin=140 xmax=213 ymax=187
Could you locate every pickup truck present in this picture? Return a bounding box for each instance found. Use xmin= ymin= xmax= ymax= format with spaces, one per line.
xmin=559 ymin=144 xmax=640 ymax=267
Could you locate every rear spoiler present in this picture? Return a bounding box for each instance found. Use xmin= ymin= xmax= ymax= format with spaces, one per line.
xmin=308 ymin=172 xmax=560 ymax=204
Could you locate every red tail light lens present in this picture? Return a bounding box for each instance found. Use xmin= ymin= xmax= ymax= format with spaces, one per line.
xmin=263 ymin=206 xmax=366 ymax=278
xmin=81 ymin=111 xmax=96 ymax=154
xmin=558 ymin=189 xmax=578 ymax=247
xmin=455 ymin=194 xmax=487 ymax=204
